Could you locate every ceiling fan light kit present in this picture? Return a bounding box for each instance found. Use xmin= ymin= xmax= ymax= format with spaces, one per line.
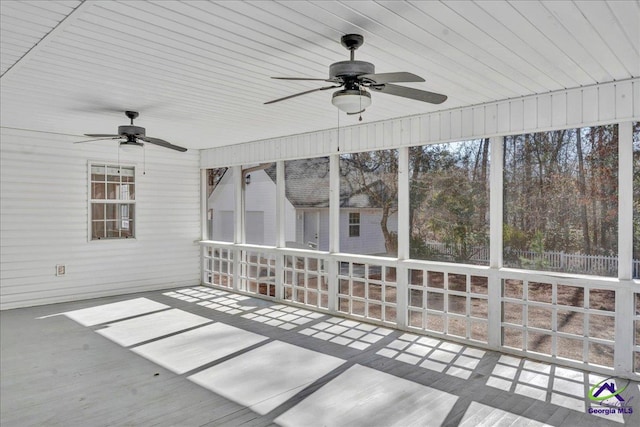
xmin=119 ymin=140 xmax=144 ymax=151
xmin=331 ymin=89 xmax=371 ymax=114
xmin=266 ymin=34 xmax=447 ymax=115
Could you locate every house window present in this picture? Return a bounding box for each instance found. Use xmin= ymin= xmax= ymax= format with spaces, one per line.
xmin=349 ymin=212 xmax=360 ymax=237
xmin=90 ymin=164 xmax=135 ymax=240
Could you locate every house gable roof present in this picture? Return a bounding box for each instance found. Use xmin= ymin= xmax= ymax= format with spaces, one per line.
xmin=265 ymin=158 xmax=397 ymax=209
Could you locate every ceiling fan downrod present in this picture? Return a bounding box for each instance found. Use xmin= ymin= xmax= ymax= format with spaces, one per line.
xmin=341 ymin=34 xmax=364 ymax=61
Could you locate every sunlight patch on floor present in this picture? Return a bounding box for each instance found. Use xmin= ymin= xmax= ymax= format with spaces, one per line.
xmin=60 ymin=298 xmax=169 ymax=326
xmin=458 ymin=401 xmax=549 ymax=426
xmin=376 ymin=332 xmax=485 ymax=379
xmin=197 ymin=294 xmax=266 ymax=314
xmin=275 ymin=364 xmax=458 ymax=427
xmin=299 ymin=317 xmax=393 ymax=350
xmin=188 ymin=341 xmax=344 ymax=415
xmin=241 ymin=305 xmax=324 ymax=330
xmin=96 ymin=309 xmax=211 ymax=346
xmin=132 ymin=322 xmax=267 ymax=374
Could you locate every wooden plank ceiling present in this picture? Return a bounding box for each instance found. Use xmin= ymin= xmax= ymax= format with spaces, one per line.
xmin=0 ymin=0 xmax=638 ymax=149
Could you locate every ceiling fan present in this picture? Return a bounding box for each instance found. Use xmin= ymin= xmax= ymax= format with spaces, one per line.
xmin=75 ymin=111 xmax=187 ymax=152
xmin=265 ymin=34 xmax=447 ymax=115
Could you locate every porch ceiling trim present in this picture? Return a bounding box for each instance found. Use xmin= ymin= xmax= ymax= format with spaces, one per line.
xmin=201 ymin=78 xmax=640 ymax=169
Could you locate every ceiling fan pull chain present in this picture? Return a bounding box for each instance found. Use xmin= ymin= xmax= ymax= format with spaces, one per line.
xmin=359 ymin=86 xmax=363 ymax=122
xmin=143 ymin=144 xmax=146 ymax=175
xmin=337 ymin=107 xmax=340 ymax=152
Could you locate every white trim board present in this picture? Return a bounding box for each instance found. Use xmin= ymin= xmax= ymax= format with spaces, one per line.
xmin=201 ymin=78 xmax=640 ymax=168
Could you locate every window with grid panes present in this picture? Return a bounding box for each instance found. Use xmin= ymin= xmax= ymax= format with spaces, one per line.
xmin=349 ymin=212 xmax=360 ymax=237
xmin=90 ymin=164 xmax=135 ymax=240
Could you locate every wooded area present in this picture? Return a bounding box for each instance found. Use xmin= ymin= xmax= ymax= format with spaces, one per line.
xmin=340 ymin=150 xmax=399 ymax=255
xmin=409 ymin=140 xmax=490 ymax=262
xmin=504 ymin=125 xmax=618 ymax=273
xmin=210 ymin=122 xmax=638 ymax=277
xmin=634 ymin=122 xmax=640 ymax=264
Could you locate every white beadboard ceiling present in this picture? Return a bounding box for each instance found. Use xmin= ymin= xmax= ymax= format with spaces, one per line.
xmin=1 ymin=0 xmax=638 ymax=150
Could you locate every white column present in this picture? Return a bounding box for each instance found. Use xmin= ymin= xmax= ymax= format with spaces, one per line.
xmin=328 ymin=154 xmax=340 ymax=312
xmin=200 ymin=170 xmax=207 ymax=285
xmin=329 ymin=154 xmax=340 ymax=254
xmin=614 ymin=121 xmax=634 ymax=377
xmin=397 ymin=147 xmax=410 ymax=260
xmin=276 ymin=161 xmax=286 ymax=248
xmin=233 ymin=165 xmax=244 ymax=244
xmin=488 ymin=136 xmax=503 ymax=348
xmin=200 ymin=169 xmax=207 ymax=241
xmin=275 ymin=161 xmax=285 ymax=299
xmin=618 ymin=121 xmax=633 ymax=281
xmin=233 ymin=165 xmax=243 ymax=292
xmin=396 ymin=147 xmax=410 ymax=328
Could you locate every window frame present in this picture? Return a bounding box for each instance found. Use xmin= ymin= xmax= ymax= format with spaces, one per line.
xmin=88 ymin=162 xmax=136 ymax=241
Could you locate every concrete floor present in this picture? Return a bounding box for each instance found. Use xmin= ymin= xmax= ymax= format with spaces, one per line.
xmin=2 ymin=286 xmax=639 ymax=426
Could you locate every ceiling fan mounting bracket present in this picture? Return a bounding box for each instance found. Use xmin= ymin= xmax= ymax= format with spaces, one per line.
xmin=125 ymin=110 xmax=139 ymax=122
xmin=341 ymin=34 xmax=364 ymax=51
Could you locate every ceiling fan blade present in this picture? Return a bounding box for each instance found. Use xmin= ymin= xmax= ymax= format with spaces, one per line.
xmin=139 ymin=136 xmax=188 ymax=152
xmin=84 ymin=133 xmax=120 ymax=138
xmin=264 ymin=85 xmax=342 ymax=105
xmin=271 ymin=77 xmax=338 ymax=82
xmin=359 ymin=72 xmax=425 ymax=84
xmin=74 ymin=136 xmax=121 ymax=144
xmin=373 ymin=84 xmax=447 ymax=104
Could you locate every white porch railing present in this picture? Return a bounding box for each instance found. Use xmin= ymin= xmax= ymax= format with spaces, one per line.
xmin=201 ymin=241 xmax=639 ymax=379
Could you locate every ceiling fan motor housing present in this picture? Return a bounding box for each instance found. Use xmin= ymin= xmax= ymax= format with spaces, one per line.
xmin=329 ymin=60 xmax=374 ymax=79
xmin=118 ymin=125 xmax=146 ymax=137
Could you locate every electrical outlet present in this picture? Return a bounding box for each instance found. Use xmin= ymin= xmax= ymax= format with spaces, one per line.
xmin=56 ymin=265 xmax=66 ymax=276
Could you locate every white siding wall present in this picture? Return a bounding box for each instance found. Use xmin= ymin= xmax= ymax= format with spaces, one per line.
xmin=244 ymin=170 xmax=278 ymax=246
xmin=209 ymin=169 xmax=296 ymax=245
xmin=340 ymin=210 xmax=399 ymax=256
xmin=201 ymin=79 xmax=640 ymax=168
xmin=208 ymin=170 xmax=235 ymax=242
xmin=319 ymin=210 xmax=330 ymax=252
xmin=0 ymin=128 xmax=201 ymax=310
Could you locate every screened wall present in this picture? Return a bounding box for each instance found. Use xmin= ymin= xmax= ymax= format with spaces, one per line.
xmin=200 ymin=81 xmax=640 ymax=379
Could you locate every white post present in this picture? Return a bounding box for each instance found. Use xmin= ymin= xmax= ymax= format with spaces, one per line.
xmin=233 ymin=165 xmax=243 ymax=292
xmin=618 ymin=121 xmax=633 ymax=281
xmin=200 ymin=170 xmax=207 ymax=285
xmin=614 ymin=121 xmax=634 ymax=376
xmin=276 ymin=161 xmax=286 ymax=248
xmin=275 ymin=161 xmax=285 ymax=299
xmin=328 ymin=154 xmax=340 ymax=312
xmin=329 ymin=154 xmax=340 ymax=254
xmin=396 ymin=147 xmax=410 ymax=328
xmin=200 ymin=169 xmax=207 ymax=241
xmin=488 ymin=136 xmax=503 ymax=348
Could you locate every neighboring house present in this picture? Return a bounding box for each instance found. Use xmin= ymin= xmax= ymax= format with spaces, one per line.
xmin=208 ymin=158 xmax=398 ymax=256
